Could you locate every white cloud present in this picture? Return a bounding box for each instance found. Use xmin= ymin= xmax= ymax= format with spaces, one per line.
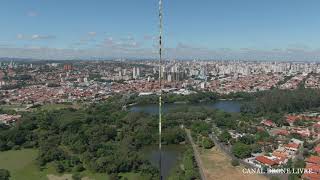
xmin=6 ymin=35 xmax=320 ymax=61
xmin=27 ymin=11 xmax=38 ymax=17
xmin=88 ymin=32 xmax=97 ymax=36
xmin=99 ymin=36 xmax=141 ymax=50
xmin=2 ymin=45 xmax=320 ymax=61
xmin=16 ymin=34 xmax=56 ymax=40
xmin=16 ymin=34 xmax=24 ymax=39
xmin=31 ymin=34 xmax=56 ymax=40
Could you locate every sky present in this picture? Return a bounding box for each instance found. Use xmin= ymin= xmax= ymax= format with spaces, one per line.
xmin=1 ymin=0 xmax=320 ymax=60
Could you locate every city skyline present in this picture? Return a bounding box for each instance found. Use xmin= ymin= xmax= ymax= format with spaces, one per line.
xmin=1 ymin=0 xmax=320 ymax=60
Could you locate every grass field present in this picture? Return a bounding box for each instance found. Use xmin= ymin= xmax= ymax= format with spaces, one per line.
xmin=36 ymin=103 xmax=82 ymax=111
xmin=0 ymin=149 xmax=150 ymax=180
xmin=0 ymin=104 xmax=28 ymax=111
xmin=200 ymin=147 xmax=267 ymax=180
xmin=0 ymin=149 xmax=50 ymax=180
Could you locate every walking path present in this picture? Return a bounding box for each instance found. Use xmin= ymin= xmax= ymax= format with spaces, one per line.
xmin=185 ymin=129 xmax=207 ymax=180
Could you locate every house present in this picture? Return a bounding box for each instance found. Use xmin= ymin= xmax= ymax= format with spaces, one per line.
xmin=302 ymin=156 xmax=320 ymax=180
xmin=0 ymin=114 xmax=21 ymax=125
xmin=314 ymin=146 xmax=320 ymax=154
xmin=286 ymin=115 xmax=300 ymax=125
xmin=314 ymin=122 xmax=320 ymax=132
xmin=284 ymin=143 xmax=300 ymax=154
xmin=305 ymin=156 xmax=320 ymax=165
xmin=302 ymin=172 xmax=320 ymax=180
xmin=261 ymin=119 xmax=276 ymax=127
xmin=302 ymin=163 xmax=320 ymax=180
xmin=272 ymin=129 xmax=289 ymax=136
xmin=290 ymin=138 xmax=303 ymax=145
xmin=272 ymin=150 xmax=289 ymax=159
xmin=228 ymin=130 xmax=244 ymax=139
xmin=292 ymin=128 xmax=311 ymax=137
xmin=306 ymin=163 xmax=320 ymax=173
xmin=255 ymin=156 xmax=278 ymax=167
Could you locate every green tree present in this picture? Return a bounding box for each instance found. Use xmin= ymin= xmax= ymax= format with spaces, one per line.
xmin=54 ymin=162 xmax=65 ymax=173
xmin=202 ymin=137 xmax=214 ymax=149
xmin=231 ymin=159 xmax=240 ymax=166
xmin=232 ymin=142 xmax=252 ymax=158
xmin=239 ymin=135 xmax=255 ymax=145
xmin=72 ymin=172 xmax=82 ymax=180
xmin=270 ymin=176 xmax=280 ymax=180
xmin=218 ymin=130 xmax=232 ymax=144
xmin=0 ymin=169 xmax=10 ymax=180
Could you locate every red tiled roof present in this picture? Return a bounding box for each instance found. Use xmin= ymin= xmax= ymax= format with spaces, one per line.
xmin=261 ymin=119 xmax=276 ymax=127
xmin=315 ymin=146 xmax=320 ymax=154
xmin=272 ymin=151 xmax=289 ymax=159
xmin=306 ymin=156 xmax=320 ymax=165
xmin=302 ymin=172 xmax=320 ymax=180
xmin=286 ymin=115 xmax=300 ymax=123
xmin=274 ymin=129 xmax=289 ymax=136
xmin=255 ymin=156 xmax=277 ymax=166
xmin=314 ymin=122 xmax=320 ymax=128
xmin=306 ymin=163 xmax=320 ymax=173
xmin=285 ymin=143 xmax=299 ymax=149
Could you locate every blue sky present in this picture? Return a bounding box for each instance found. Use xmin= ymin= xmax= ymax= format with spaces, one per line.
xmin=0 ymin=0 xmax=320 ymax=60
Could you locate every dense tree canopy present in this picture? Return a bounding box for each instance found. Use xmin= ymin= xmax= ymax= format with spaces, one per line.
xmin=232 ymin=142 xmax=252 ymax=158
xmin=0 ymin=95 xmax=215 ymax=177
xmin=0 ymin=169 xmax=10 ymax=180
xmin=241 ymin=88 xmax=320 ymax=115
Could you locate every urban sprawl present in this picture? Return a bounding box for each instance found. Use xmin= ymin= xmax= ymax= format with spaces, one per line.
xmin=1 ymin=60 xmax=320 ymax=105
xmin=1 ymin=59 xmax=320 ymax=179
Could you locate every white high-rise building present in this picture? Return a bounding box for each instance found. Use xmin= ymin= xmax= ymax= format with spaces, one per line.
xmin=132 ymin=67 xmax=140 ymax=79
xmin=0 ymin=81 xmax=5 ymax=87
xmin=133 ymin=67 xmax=136 ymax=79
xmin=167 ymin=74 xmax=172 ymax=82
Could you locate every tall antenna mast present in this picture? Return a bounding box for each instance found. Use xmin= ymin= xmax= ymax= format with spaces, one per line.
xmin=158 ymin=0 xmax=163 ymax=179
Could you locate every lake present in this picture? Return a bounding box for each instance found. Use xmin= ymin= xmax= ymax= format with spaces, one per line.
xmin=143 ymin=145 xmax=185 ymax=179
xmin=130 ymin=100 xmax=241 ymax=114
xmin=136 ymin=100 xmax=241 ymax=179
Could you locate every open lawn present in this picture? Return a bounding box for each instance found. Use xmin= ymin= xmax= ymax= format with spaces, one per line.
xmin=200 ymin=147 xmax=268 ymax=180
xmin=0 ymin=149 xmax=50 ymax=180
xmin=0 ymin=149 xmax=151 ymax=180
xmin=0 ymin=104 xmax=29 ymax=111
xmin=37 ymin=103 xmax=82 ymax=111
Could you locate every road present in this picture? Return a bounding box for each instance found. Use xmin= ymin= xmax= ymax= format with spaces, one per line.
xmin=185 ymin=129 xmax=207 ymax=180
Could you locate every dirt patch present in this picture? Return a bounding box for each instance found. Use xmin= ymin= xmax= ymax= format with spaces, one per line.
xmin=200 ymin=147 xmax=268 ymax=180
xmin=81 ymin=177 xmax=91 ymax=180
xmin=47 ymin=174 xmax=72 ymax=180
xmin=47 ymin=174 xmax=94 ymax=180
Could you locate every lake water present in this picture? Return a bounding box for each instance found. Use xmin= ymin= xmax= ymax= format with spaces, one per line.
xmin=130 ymin=100 xmax=241 ymax=114
xmin=136 ymin=100 xmax=241 ymax=179
xmin=143 ymin=145 xmax=185 ymax=179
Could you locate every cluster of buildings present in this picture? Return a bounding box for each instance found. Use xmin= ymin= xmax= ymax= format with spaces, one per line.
xmin=0 ymin=114 xmax=21 ymax=125
xmin=226 ymin=112 xmax=320 ymax=179
xmin=302 ymin=155 xmax=320 ymax=179
xmin=2 ymin=83 xmax=111 ymax=105
xmin=280 ymin=73 xmax=308 ymax=90
xmin=2 ymin=60 xmax=320 ymax=106
xmin=207 ymin=74 xmax=283 ymax=94
xmin=246 ymin=138 xmax=303 ymax=168
xmin=217 ymin=110 xmax=320 ymax=179
xmin=305 ymin=74 xmax=320 ymax=89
